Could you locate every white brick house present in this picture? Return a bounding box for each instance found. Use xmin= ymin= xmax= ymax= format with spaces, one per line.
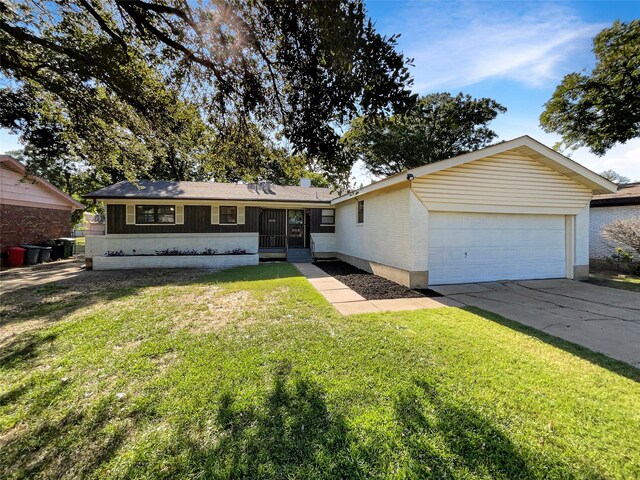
xmin=589 ymin=183 xmax=640 ymax=259
xmin=86 ymin=136 xmax=617 ymax=285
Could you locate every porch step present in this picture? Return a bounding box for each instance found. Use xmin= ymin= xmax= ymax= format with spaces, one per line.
xmin=287 ymin=248 xmax=313 ymax=263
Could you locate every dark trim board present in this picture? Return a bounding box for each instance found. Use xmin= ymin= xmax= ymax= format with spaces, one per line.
xmin=590 ymin=198 xmax=640 ymax=207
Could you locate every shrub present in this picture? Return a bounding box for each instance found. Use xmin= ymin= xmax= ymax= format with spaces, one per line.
xmin=603 ymin=219 xmax=640 ymax=253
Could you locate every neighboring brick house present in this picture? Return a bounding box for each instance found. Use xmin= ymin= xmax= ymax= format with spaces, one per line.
xmin=589 ymin=182 xmax=640 ymax=259
xmin=0 ymin=155 xmax=84 ymax=262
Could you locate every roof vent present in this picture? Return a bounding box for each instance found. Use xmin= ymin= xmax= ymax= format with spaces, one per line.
xmin=300 ymin=177 xmax=311 ymax=188
xmin=258 ymin=179 xmax=274 ymax=194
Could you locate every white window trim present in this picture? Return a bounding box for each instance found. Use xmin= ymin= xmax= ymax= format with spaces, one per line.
xmin=211 ymin=204 xmax=245 ymax=225
xmin=219 ymin=205 xmax=238 ymax=225
xmin=133 ymin=204 xmax=178 ymax=226
xmin=320 ymin=208 xmax=335 ymax=226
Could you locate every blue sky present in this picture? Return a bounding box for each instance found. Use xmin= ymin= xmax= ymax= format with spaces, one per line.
xmin=353 ymin=0 xmax=640 ymax=183
xmin=1 ymin=1 xmax=638 ymax=182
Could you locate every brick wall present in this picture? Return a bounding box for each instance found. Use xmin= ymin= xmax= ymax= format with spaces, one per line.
xmin=0 ymin=204 xmax=73 ymax=254
xmin=589 ymin=205 xmax=639 ymax=258
xmin=335 ymin=187 xmax=411 ymax=270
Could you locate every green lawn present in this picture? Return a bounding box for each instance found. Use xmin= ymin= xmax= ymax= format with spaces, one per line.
xmin=1 ymin=264 xmax=639 ymax=479
xmin=589 ymin=272 xmax=640 ymax=292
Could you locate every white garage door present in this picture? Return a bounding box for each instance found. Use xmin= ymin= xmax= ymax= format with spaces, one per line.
xmin=428 ymin=212 xmax=566 ymax=285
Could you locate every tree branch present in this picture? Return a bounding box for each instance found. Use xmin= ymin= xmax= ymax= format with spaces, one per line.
xmin=78 ymin=0 xmax=129 ymax=52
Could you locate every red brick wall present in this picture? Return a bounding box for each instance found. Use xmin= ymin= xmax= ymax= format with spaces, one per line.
xmin=0 ymin=204 xmax=73 ymax=254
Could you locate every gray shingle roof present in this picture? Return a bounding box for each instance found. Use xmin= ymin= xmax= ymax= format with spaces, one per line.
xmin=85 ymin=180 xmax=337 ymax=203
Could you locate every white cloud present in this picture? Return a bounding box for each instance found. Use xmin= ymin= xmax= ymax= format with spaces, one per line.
xmin=391 ymin=2 xmax=604 ymax=91
xmin=575 ymin=141 xmax=640 ymax=182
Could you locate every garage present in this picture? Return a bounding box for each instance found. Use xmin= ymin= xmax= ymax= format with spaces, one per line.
xmin=330 ymin=136 xmax=618 ymax=288
xmin=428 ymin=212 xmax=566 ymax=285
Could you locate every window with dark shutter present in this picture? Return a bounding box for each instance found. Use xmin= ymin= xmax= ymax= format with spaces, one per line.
xmin=357 ymin=201 xmax=364 ymax=223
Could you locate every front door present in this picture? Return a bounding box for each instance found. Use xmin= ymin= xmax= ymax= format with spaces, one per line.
xmin=259 ymin=209 xmax=286 ymax=249
xmin=287 ymin=209 xmax=305 ymax=248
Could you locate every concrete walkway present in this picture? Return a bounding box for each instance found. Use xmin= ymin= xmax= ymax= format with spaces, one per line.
xmin=431 ymin=279 xmax=640 ymax=368
xmin=292 ymin=263 xmax=461 ymax=315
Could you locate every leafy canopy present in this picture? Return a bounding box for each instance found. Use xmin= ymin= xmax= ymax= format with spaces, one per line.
xmin=343 ymin=93 xmax=506 ymax=177
xmin=540 ymin=20 xmax=640 ymax=155
xmin=0 ymin=0 xmax=415 ymax=186
xmin=599 ymin=170 xmax=631 ymax=184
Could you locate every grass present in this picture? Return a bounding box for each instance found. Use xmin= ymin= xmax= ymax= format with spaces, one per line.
xmin=1 ymin=264 xmax=639 ymax=479
xmin=73 ymin=236 xmax=85 ymax=255
xmin=588 ymin=272 xmax=640 ymax=292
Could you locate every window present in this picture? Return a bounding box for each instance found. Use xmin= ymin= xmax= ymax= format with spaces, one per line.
xmin=288 ymin=210 xmax=304 ymax=224
xmin=357 ymin=201 xmax=364 ymax=223
xmin=220 ymin=206 xmax=237 ymax=224
xmin=321 ymin=208 xmax=335 ymax=225
xmin=135 ymin=205 xmax=175 ymax=224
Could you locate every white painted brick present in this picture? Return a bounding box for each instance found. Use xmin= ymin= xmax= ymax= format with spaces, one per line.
xmin=86 ymin=233 xmax=258 ymax=257
xmin=335 ymin=187 xmax=410 ymax=270
xmin=589 ymin=205 xmax=639 ymax=258
xmin=92 ymin=254 xmax=258 ymax=270
xmin=310 ymin=232 xmax=336 ymax=253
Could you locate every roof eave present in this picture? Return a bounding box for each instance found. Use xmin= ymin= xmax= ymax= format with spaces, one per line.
xmin=590 ymin=197 xmax=640 ymax=207
xmin=84 ymin=195 xmax=334 ymax=203
xmin=1 ymin=156 xmax=85 ymax=210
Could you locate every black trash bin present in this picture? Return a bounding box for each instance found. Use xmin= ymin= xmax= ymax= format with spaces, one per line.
xmin=56 ymin=238 xmax=76 ymax=258
xmin=21 ymin=245 xmax=40 ymax=265
xmin=50 ymin=242 xmax=65 ymax=261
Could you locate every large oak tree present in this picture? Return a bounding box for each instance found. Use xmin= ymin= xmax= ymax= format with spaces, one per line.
xmin=0 ymin=0 xmax=415 ymax=186
xmin=343 ymin=93 xmax=506 ymax=177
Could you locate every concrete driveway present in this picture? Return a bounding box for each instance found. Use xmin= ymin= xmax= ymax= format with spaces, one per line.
xmin=0 ymin=259 xmax=85 ymax=295
xmin=431 ymin=279 xmax=640 ymax=368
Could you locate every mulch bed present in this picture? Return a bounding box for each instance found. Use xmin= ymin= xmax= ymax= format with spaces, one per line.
xmin=314 ymin=260 xmax=442 ymax=300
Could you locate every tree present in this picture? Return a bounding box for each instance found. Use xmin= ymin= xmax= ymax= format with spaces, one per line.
xmin=343 ymin=93 xmax=506 ymax=177
xmin=540 ymin=20 xmax=640 ymax=155
xmin=1 ymin=0 xmax=415 ymax=181
xmin=603 ymin=219 xmax=640 ymax=254
xmin=600 ymin=170 xmax=631 ymax=184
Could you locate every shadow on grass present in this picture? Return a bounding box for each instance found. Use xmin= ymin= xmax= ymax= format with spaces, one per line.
xmin=3 ymin=358 xmax=602 ymax=478
xmin=110 ymin=360 xmax=591 ymax=478
xmin=466 ymin=306 xmax=640 ymax=383
xmin=0 ymin=332 xmax=57 ymax=370
xmin=179 ymin=359 xmax=360 ymax=478
xmin=393 ymin=378 xmax=600 ymax=479
xmin=1 ymin=404 xmax=129 ymax=479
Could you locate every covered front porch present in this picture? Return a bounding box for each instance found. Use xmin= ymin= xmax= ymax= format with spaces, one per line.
xmin=258 ymin=208 xmax=313 ymax=262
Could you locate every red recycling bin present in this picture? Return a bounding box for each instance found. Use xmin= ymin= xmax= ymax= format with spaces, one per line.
xmin=7 ymin=247 xmax=26 ymax=267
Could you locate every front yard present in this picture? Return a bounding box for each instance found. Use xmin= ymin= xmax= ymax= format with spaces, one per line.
xmin=1 ymin=264 xmax=638 ymax=479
